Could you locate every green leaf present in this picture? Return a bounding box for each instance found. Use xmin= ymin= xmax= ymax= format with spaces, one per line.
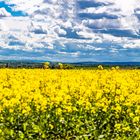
xmin=10 ymin=129 xmax=14 ymax=136
xmin=19 ymin=131 xmax=24 ymax=139
xmin=10 ymin=117 xmax=14 ymax=123
xmin=98 ymin=135 xmax=104 ymax=139
xmin=23 ymin=123 xmax=27 ymax=131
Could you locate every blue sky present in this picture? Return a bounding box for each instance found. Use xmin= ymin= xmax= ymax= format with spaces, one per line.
xmin=0 ymin=0 xmax=140 ymax=62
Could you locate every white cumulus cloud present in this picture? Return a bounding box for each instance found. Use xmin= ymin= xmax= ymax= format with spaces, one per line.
xmin=0 ymin=0 xmax=140 ymax=61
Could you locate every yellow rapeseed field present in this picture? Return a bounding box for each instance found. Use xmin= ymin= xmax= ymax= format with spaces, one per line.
xmin=0 ymin=69 xmax=139 ymax=139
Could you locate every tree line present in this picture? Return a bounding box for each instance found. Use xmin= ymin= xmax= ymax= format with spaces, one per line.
xmin=0 ymin=62 xmax=74 ymax=69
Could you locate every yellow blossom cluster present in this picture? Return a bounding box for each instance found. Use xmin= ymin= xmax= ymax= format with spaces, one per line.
xmin=0 ymin=69 xmax=139 ymax=139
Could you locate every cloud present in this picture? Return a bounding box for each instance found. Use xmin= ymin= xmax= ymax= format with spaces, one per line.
xmin=0 ymin=0 xmax=140 ymax=61
xmin=0 ymin=8 xmax=11 ymax=17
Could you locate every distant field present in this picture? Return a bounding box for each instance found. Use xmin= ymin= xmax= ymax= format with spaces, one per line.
xmin=0 ymin=69 xmax=140 ymax=139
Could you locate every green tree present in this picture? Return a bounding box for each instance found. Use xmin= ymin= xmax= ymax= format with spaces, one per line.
xmin=98 ymin=65 xmax=103 ymax=70
xmin=43 ymin=62 xmax=50 ymax=69
xmin=63 ymin=64 xmax=74 ymax=69
xmin=58 ymin=63 xmax=63 ymax=69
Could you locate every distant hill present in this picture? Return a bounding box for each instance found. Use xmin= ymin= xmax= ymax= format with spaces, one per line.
xmin=70 ymin=62 xmax=140 ymax=66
